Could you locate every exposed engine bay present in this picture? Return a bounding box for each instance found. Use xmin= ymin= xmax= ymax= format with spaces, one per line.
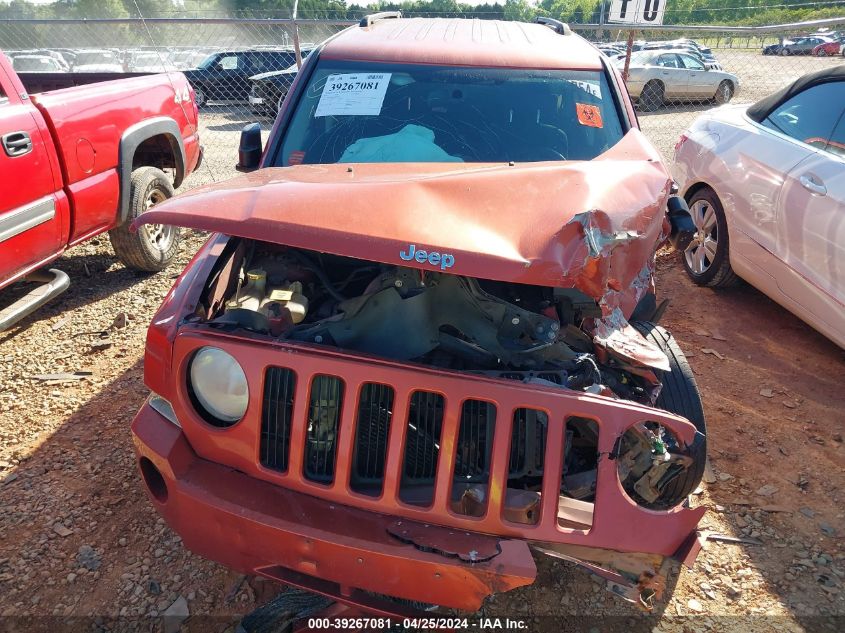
xmin=192 ymin=238 xmax=702 ymax=510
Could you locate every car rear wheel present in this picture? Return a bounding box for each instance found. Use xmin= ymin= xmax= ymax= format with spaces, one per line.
xmin=631 ymin=321 xmax=707 ymax=509
xmin=194 ymin=87 xmax=206 ymax=108
xmin=714 ymin=80 xmax=734 ymax=104
xmin=780 ymin=47 xmax=791 ymax=56
xmin=639 ymin=80 xmax=664 ymax=112
xmin=681 ymin=187 xmax=739 ymax=287
xmin=817 ymin=49 xmax=827 ymax=57
xmin=109 ymin=167 xmax=180 ymax=272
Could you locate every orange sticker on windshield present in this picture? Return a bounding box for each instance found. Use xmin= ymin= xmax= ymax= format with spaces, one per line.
xmin=576 ymin=103 xmax=603 ymax=128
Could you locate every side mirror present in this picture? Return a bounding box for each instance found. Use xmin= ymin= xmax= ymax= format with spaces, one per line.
xmin=236 ymin=123 xmax=262 ymax=172
xmin=667 ymin=196 xmax=695 ymax=252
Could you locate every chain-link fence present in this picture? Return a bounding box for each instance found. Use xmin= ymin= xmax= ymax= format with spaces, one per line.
xmin=2 ymin=15 xmax=844 ymax=188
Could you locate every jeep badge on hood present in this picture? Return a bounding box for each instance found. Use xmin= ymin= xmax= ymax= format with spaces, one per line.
xmin=399 ymin=244 xmax=455 ymax=270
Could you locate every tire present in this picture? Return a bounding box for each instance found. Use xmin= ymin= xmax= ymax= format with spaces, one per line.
xmin=639 ymin=80 xmax=664 ymax=112
xmin=109 ymin=167 xmax=180 ymax=272
xmin=680 ymin=187 xmax=740 ymax=287
xmin=714 ymin=80 xmax=734 ymax=104
xmin=632 ymin=321 xmax=706 ymax=509
xmin=194 ymin=86 xmax=206 ymax=108
xmin=780 ymin=47 xmax=790 ymax=56
xmin=817 ymin=49 xmax=827 ymax=57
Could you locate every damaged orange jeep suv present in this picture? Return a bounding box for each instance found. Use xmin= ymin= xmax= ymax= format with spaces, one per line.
xmin=131 ymin=14 xmax=705 ymax=616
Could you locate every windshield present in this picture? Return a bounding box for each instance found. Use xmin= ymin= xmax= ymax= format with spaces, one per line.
xmin=133 ymin=54 xmax=162 ymax=66
xmin=275 ymin=61 xmax=625 ymax=166
xmin=75 ymin=52 xmax=117 ymax=66
xmin=197 ymin=54 xmax=219 ymax=70
xmin=13 ymin=57 xmax=59 ymax=72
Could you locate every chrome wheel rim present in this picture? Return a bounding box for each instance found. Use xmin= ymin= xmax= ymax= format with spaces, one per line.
xmin=721 ymin=83 xmax=731 ymax=101
xmin=141 ymin=189 xmax=175 ymax=251
xmin=684 ymin=199 xmax=719 ymax=275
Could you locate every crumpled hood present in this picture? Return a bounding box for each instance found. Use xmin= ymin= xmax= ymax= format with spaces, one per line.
xmin=136 ymin=129 xmax=671 ymax=317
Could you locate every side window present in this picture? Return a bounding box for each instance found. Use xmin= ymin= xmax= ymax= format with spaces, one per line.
xmin=218 ymin=55 xmax=238 ymax=71
xmin=680 ymin=55 xmax=704 ymax=70
xmin=762 ymin=82 xmax=845 ymax=149
xmin=657 ymin=54 xmax=680 ymax=68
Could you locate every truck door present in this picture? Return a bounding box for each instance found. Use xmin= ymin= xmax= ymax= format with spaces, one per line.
xmin=0 ymin=63 xmax=65 ymax=288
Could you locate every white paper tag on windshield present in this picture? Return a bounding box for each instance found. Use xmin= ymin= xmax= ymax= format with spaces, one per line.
xmin=315 ymin=73 xmax=392 ymax=117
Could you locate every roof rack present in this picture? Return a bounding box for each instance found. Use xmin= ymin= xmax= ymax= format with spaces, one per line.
xmin=535 ymin=17 xmax=572 ymax=36
xmin=359 ymin=11 xmax=402 ymax=28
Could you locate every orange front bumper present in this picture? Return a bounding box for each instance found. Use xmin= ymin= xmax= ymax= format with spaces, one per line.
xmin=132 ymin=402 xmax=537 ymax=613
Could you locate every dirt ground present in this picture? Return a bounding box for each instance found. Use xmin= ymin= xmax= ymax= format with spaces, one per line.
xmin=0 ymin=230 xmax=842 ymax=633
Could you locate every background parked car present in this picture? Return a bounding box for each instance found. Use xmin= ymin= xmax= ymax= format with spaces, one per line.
xmin=168 ymin=49 xmax=211 ymax=70
xmin=642 ymin=39 xmax=722 ymax=69
xmin=71 ymin=49 xmax=123 ymax=72
xmin=616 ymin=50 xmax=739 ymax=111
xmin=248 ymin=52 xmax=311 ymax=117
xmin=780 ymin=36 xmax=833 ymax=55
xmin=184 ymin=49 xmax=301 ymax=106
xmin=11 ymin=54 xmax=63 ymax=73
xmin=21 ymin=49 xmax=71 ymax=71
xmin=128 ymin=51 xmax=176 ymax=73
xmin=672 ymin=66 xmax=845 ymax=349
xmin=812 ymin=37 xmax=844 ymax=56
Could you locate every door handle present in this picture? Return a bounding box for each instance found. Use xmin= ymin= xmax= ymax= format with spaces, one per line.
xmin=799 ymin=174 xmax=827 ymax=196
xmin=2 ymin=131 xmax=33 ymax=157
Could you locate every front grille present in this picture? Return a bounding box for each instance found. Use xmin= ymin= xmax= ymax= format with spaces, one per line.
xmin=402 ymin=391 xmax=444 ymax=482
xmin=260 ymin=367 xmax=296 ymax=472
xmin=454 ymin=400 xmax=496 ymax=480
xmin=509 ymin=408 xmax=547 ymax=478
xmin=304 ymin=375 xmax=345 ymax=484
xmin=351 ymin=383 xmax=394 ymax=495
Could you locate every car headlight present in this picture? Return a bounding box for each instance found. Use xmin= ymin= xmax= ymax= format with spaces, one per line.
xmin=189 ymin=347 xmax=248 ymax=426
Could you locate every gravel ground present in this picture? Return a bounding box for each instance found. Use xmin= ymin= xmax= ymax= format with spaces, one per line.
xmin=1 ymin=46 xmax=844 ymax=633
xmin=1 ymin=239 xmax=843 ymax=633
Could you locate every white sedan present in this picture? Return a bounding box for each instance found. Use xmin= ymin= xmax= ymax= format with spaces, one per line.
xmin=617 ymin=50 xmax=740 ymax=111
xmin=672 ymin=66 xmax=845 ymax=349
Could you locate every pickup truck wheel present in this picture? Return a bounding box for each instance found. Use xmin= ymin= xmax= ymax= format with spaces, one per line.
xmin=109 ymin=167 xmax=180 ymax=272
xmin=631 ymin=321 xmax=707 ymax=509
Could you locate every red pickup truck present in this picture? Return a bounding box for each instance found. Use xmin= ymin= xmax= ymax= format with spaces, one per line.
xmin=0 ymin=51 xmax=202 ymax=330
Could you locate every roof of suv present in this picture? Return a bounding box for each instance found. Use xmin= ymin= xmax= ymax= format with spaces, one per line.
xmin=321 ymin=18 xmax=603 ymax=70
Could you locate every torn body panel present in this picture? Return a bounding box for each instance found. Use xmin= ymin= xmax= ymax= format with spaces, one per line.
xmin=135 ymin=129 xmax=671 ymax=320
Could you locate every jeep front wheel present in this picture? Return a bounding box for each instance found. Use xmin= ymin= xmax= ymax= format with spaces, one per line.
xmin=109 ymin=167 xmax=180 ymax=272
xmin=631 ymin=321 xmax=707 ymax=509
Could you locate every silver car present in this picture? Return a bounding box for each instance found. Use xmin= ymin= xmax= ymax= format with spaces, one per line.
xmin=617 ymin=50 xmax=740 ymax=111
xmin=672 ymin=68 xmax=845 ymax=349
